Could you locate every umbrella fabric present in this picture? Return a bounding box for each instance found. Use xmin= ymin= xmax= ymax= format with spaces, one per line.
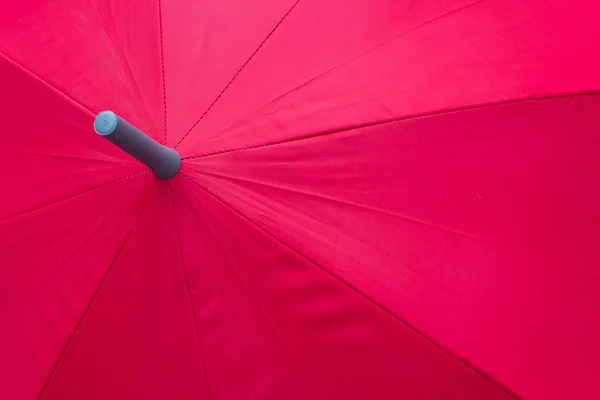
xmin=1 ymin=1 xmax=599 ymax=399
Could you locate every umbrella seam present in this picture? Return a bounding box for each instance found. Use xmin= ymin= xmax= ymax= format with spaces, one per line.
xmin=181 ymin=91 xmax=600 ymax=160
xmin=168 ymin=184 xmax=214 ymax=400
xmin=0 ymin=169 xmax=150 ymax=226
xmin=188 ymin=0 xmax=489 ymax=141
xmin=158 ymin=0 xmax=168 ymax=145
xmin=180 ymin=172 xmax=521 ymax=399
xmin=37 ymin=184 xmax=158 ymax=399
xmin=173 ymin=0 xmax=301 ymax=149
xmin=0 ymin=50 xmax=94 ymax=115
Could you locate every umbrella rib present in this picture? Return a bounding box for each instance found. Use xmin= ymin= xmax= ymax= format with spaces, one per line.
xmin=85 ymin=0 xmax=157 ymax=135
xmin=182 ymin=90 xmax=600 ymax=161
xmin=0 ymin=169 xmax=149 ymax=226
xmin=37 ymin=184 xmax=157 ymax=399
xmin=184 ymin=185 xmax=322 ymax=399
xmin=173 ymin=0 xmax=301 ymax=149
xmin=158 ymin=0 xmax=168 ymax=145
xmin=200 ymin=169 xmax=600 ymax=281
xmin=179 ymin=172 xmax=520 ymax=399
xmin=2 ymin=198 xmax=137 ymax=322
xmin=167 ymin=184 xmax=214 ymax=400
xmin=0 ymin=50 xmax=93 ymax=115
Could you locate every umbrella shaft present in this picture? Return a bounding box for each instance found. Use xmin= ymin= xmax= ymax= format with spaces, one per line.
xmin=94 ymin=111 xmax=181 ymax=179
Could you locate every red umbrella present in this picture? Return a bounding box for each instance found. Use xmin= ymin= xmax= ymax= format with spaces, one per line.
xmin=1 ymin=1 xmax=599 ymax=399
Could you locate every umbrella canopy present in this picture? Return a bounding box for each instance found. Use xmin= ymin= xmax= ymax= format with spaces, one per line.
xmin=1 ymin=1 xmax=599 ymax=399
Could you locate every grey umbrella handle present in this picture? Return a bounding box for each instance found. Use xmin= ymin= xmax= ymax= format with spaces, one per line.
xmin=94 ymin=111 xmax=181 ymax=179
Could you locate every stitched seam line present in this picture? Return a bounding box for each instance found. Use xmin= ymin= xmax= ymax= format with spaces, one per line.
xmin=0 ymin=170 xmax=150 ymax=226
xmin=174 ymin=0 xmax=301 ymax=149
xmin=38 ymin=184 xmax=158 ymax=398
xmin=182 ymin=91 xmax=600 ymax=161
xmin=158 ymin=0 xmax=168 ymax=144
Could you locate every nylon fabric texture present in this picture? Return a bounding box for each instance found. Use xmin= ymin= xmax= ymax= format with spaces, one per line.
xmin=1 ymin=1 xmax=599 ymax=399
